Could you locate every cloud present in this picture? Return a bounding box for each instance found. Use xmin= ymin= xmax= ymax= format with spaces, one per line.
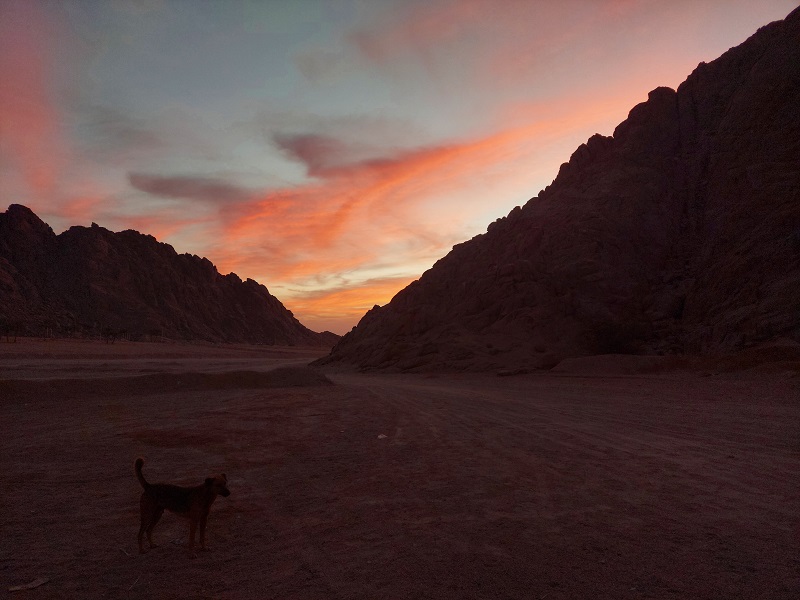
xmin=76 ymin=105 xmax=164 ymax=161
xmin=348 ymin=0 xmax=480 ymax=65
xmin=128 ymin=172 xmax=255 ymax=204
xmin=195 ymin=75 xmax=653 ymax=336
xmin=272 ymin=133 xmax=353 ymax=178
xmin=0 ymin=0 xmax=664 ymax=337
xmin=0 ymin=0 xmax=65 ymax=205
xmin=258 ymin=110 xmax=434 ymax=175
xmin=122 ymin=210 xmax=209 ymax=243
xmin=74 ymin=103 xmax=238 ymax=172
xmin=211 ymin=116 xmax=569 ymax=281
xmin=284 ymin=275 xmax=417 ymax=334
xmin=272 ymin=131 xmax=472 ymax=182
xmin=344 ymin=0 xmax=781 ymax=123
xmin=10 ymin=0 xmax=786 ymax=337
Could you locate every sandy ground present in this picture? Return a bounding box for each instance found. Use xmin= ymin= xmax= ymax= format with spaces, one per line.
xmin=1 ymin=338 xmax=798 ymax=599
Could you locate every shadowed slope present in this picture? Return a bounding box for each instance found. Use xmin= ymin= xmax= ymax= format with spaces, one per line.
xmin=319 ymin=7 xmax=800 ymax=372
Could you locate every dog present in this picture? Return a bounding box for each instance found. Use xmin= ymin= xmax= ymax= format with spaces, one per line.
xmin=135 ymin=457 xmax=230 ymax=555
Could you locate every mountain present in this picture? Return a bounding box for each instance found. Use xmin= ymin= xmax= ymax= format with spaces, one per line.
xmin=318 ymin=7 xmax=800 ymax=372
xmin=0 ymin=205 xmax=338 ymax=346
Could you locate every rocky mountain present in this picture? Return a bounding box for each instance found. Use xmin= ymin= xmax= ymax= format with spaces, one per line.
xmin=0 ymin=205 xmax=338 ymax=346
xmin=319 ymin=7 xmax=800 ymax=371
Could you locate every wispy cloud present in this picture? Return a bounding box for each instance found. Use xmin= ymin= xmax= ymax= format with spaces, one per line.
xmin=0 ymin=0 xmax=667 ymax=335
xmin=5 ymin=0 xmax=793 ymax=334
xmin=207 ymin=105 xmax=620 ymax=318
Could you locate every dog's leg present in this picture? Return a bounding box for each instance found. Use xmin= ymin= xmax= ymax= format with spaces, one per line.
xmin=138 ymin=493 xmax=155 ymax=554
xmin=145 ymin=508 xmax=164 ymax=550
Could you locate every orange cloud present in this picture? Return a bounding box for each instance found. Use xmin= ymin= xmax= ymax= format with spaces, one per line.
xmin=183 ymin=95 xmax=631 ymax=335
xmin=286 ymin=276 xmax=417 ymax=335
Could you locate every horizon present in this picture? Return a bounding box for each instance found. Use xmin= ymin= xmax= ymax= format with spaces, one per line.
xmin=1 ymin=0 xmax=797 ymax=334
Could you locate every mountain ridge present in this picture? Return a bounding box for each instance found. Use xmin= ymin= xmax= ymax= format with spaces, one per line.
xmin=0 ymin=204 xmax=338 ymax=346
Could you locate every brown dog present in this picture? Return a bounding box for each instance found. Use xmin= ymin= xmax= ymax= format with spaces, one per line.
xmin=135 ymin=457 xmax=230 ymax=555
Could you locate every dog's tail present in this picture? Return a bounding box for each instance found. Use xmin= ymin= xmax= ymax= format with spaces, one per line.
xmin=134 ymin=457 xmax=149 ymax=490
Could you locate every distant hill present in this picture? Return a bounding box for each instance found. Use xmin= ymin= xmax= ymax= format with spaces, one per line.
xmin=318 ymin=6 xmax=800 ymax=371
xmin=0 ymin=205 xmax=338 ymax=346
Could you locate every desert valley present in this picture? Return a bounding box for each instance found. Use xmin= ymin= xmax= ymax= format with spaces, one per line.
xmin=2 ymin=4 xmax=800 ymax=600
xmin=1 ymin=338 xmax=798 ymax=599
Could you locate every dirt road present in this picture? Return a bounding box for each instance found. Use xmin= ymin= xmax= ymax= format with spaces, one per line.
xmin=1 ymin=340 xmax=798 ymax=598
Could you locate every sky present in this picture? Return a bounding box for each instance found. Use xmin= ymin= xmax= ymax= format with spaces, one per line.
xmin=1 ymin=0 xmax=797 ymax=334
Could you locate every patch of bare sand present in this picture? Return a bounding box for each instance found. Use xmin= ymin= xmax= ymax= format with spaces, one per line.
xmin=1 ymin=367 xmax=333 ymax=400
xmin=1 ymin=344 xmax=799 ymax=599
xmin=0 ymin=337 xmax=328 ymax=360
xmin=0 ymin=338 xmax=330 ymax=380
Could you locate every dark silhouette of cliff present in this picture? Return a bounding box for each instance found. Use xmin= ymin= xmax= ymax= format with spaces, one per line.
xmin=0 ymin=205 xmax=338 ymax=346
xmin=319 ymin=7 xmax=800 ymax=371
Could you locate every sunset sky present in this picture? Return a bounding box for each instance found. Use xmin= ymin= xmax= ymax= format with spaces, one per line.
xmin=1 ymin=0 xmax=797 ymax=334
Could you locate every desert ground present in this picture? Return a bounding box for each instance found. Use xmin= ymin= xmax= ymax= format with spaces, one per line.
xmin=1 ymin=339 xmax=798 ymax=599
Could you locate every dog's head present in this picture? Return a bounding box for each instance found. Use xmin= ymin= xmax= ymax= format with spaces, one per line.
xmin=205 ymin=473 xmax=231 ymax=497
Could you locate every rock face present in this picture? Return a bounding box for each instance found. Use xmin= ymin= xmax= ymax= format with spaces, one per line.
xmin=0 ymin=205 xmax=338 ymax=346
xmin=320 ymin=7 xmax=800 ymax=371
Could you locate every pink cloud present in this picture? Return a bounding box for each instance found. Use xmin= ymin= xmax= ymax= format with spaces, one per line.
xmin=350 ymin=0 xmax=486 ymax=63
xmin=0 ymin=0 xmax=65 ymax=206
xmin=122 ymin=213 xmax=209 ymax=244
